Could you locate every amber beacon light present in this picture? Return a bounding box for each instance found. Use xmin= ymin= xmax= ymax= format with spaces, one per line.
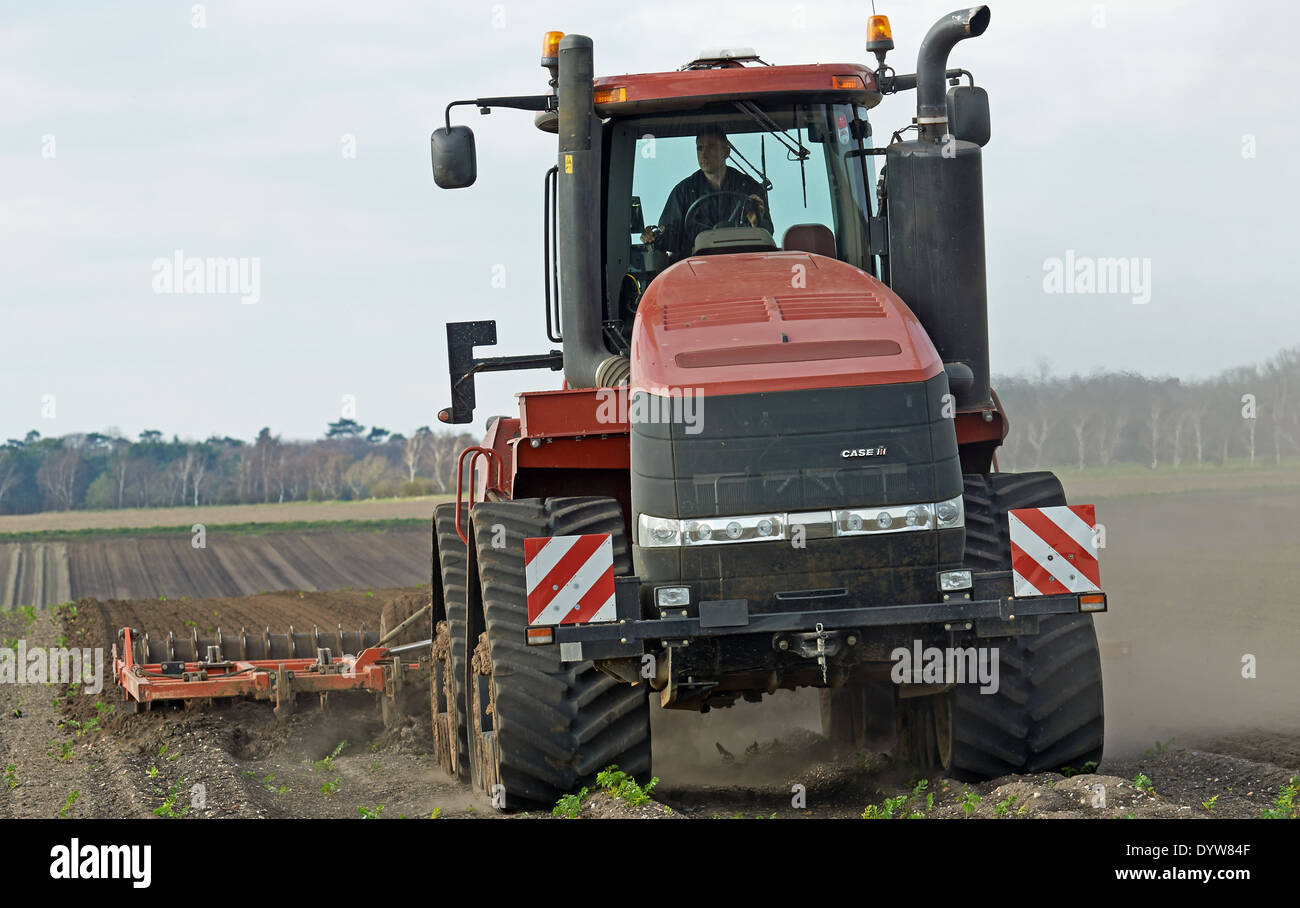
xmin=541 ymin=30 xmax=565 ymax=67
xmin=866 ymin=14 xmax=894 ymax=65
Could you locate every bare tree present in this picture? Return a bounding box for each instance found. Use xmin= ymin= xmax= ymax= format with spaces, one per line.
xmin=1186 ymin=407 xmax=1205 ymax=466
xmin=403 ymin=427 xmax=433 ymax=482
xmin=36 ymin=449 xmax=82 ymax=510
xmin=0 ymin=452 xmax=19 ymax=512
xmin=1071 ymin=413 xmax=1088 ymax=471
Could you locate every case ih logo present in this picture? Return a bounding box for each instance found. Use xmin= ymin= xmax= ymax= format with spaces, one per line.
xmin=841 ymin=446 xmax=887 ymax=458
xmin=524 ymin=534 xmax=616 ymax=626
xmin=1008 ymin=505 xmax=1101 ymax=596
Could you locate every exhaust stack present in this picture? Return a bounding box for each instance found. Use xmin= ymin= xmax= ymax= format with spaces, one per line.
xmin=915 ymin=6 xmax=990 ymax=141
xmin=884 ymin=6 xmax=993 ymax=411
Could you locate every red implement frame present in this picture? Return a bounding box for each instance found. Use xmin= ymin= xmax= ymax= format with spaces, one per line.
xmin=112 ymin=628 xmax=420 ymax=714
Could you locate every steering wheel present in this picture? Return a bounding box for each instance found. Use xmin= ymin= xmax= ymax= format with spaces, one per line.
xmin=682 ymin=190 xmax=756 ymax=239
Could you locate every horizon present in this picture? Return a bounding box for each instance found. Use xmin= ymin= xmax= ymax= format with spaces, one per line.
xmin=6 ymin=341 xmax=1296 ymax=446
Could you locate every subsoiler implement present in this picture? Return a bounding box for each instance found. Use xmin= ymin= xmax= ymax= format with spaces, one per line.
xmin=112 ymin=605 xmax=432 ymax=718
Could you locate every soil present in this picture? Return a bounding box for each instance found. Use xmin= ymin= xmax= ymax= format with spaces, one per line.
xmin=1 ymin=527 xmax=429 ymax=608
xmin=0 ymin=589 xmax=1294 ymax=821
xmin=0 ymin=594 xmax=499 ymax=821
xmin=0 ymin=497 xmax=448 ymax=535
xmin=1 ymin=477 xmax=1298 ymax=820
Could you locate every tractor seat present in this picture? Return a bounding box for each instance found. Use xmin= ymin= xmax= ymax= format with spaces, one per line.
xmin=782 ymin=223 xmax=837 ymax=259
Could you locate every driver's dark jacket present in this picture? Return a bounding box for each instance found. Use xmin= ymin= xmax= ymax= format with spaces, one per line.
xmin=657 ymin=166 xmax=774 ymax=260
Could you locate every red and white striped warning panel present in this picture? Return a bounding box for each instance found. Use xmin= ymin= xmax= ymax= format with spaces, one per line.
xmin=524 ymin=534 xmax=616 ymax=626
xmin=1008 ymin=505 xmax=1101 ymax=597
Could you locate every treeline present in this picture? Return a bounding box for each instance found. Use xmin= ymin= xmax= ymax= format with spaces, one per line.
xmin=0 ymin=419 xmax=474 ymax=515
xmin=994 ymin=346 xmax=1300 ymax=472
xmin=4 ymin=346 xmax=1298 ymax=514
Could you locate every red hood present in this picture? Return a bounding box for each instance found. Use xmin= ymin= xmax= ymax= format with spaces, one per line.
xmin=631 ymin=252 xmax=943 ymax=397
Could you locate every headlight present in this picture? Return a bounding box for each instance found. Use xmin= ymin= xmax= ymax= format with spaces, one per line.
xmin=638 ymin=513 xmax=784 ymax=547
xmin=938 ymin=569 xmax=973 ymax=591
xmin=683 ymin=514 xmax=783 ymax=546
xmin=638 ymin=514 xmax=681 ymax=547
xmin=935 ymin=495 xmax=965 ymax=529
xmin=655 ymin=586 xmax=691 ymax=607
xmin=637 ymin=497 xmax=959 ymax=548
xmin=835 ymin=503 xmax=934 ymax=536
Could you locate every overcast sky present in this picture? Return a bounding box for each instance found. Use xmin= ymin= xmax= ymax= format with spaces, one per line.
xmin=2 ymin=0 xmax=1297 ymax=443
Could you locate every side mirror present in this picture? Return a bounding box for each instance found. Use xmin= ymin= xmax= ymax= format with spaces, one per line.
xmin=431 ymin=126 xmax=477 ymax=188
xmin=946 ymin=86 xmax=990 ymax=147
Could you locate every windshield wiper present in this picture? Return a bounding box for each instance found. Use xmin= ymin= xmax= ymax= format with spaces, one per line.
xmin=732 ymin=100 xmax=808 ymax=159
xmin=725 ymin=137 xmax=772 ymax=192
xmin=729 ymin=101 xmax=811 ymax=208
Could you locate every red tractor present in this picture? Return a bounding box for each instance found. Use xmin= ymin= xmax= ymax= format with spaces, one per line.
xmin=427 ymin=6 xmax=1107 ymax=807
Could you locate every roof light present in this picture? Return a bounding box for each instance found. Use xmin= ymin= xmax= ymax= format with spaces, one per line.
xmin=694 ymin=46 xmax=758 ymax=62
xmin=832 ymin=74 xmax=864 ymax=90
xmin=541 ymin=30 xmax=564 ymax=66
xmin=867 ymin=14 xmax=894 ymax=66
xmin=867 ymin=15 xmax=893 ymax=49
xmin=594 ymin=86 xmax=626 ymax=104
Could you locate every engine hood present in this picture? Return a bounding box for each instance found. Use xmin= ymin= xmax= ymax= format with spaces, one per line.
xmin=631 ymin=251 xmax=943 ymax=397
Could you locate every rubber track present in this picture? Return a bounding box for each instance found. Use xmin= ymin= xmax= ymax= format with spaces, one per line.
xmin=950 ymin=472 xmax=1105 ymax=780
xmin=470 ymin=497 xmax=651 ymax=806
xmin=433 ymin=503 xmax=470 ymax=779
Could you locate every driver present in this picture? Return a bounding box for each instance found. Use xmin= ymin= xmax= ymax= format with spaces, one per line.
xmin=641 ymin=124 xmax=774 ymax=260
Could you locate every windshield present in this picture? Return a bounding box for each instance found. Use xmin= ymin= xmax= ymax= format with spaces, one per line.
xmin=604 ymin=101 xmax=876 ymax=336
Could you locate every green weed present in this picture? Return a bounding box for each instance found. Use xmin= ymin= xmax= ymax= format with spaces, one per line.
xmin=553 ymin=787 xmax=589 ymax=819
xmin=595 ymin=765 xmax=658 ymax=807
xmin=309 ymin=740 xmax=348 ymax=772
xmin=1260 ymin=776 xmax=1298 ymax=819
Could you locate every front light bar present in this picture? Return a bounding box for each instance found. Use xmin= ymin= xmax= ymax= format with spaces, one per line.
xmin=638 ymin=494 xmax=965 ymax=548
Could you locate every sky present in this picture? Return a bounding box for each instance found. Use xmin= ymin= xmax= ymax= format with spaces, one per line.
xmin=2 ymin=0 xmax=1297 ymax=443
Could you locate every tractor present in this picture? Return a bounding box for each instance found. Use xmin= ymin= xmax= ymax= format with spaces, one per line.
xmin=415 ymin=4 xmax=1108 ymax=807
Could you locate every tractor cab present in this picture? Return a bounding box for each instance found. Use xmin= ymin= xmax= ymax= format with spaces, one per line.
xmin=605 ymin=97 xmax=883 ymax=342
xmin=589 ymin=61 xmax=886 ymax=345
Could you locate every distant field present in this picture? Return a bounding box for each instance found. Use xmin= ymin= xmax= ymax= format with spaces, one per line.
xmin=1051 ymin=464 xmax=1300 ymax=501
xmin=0 ymin=496 xmax=451 ymax=535
xmin=1 ymin=526 xmax=430 ymax=608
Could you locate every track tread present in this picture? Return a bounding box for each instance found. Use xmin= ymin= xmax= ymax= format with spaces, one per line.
xmin=469 ymin=497 xmax=651 ymax=807
xmin=950 ymin=471 xmax=1105 ymax=780
xmin=432 ymin=503 xmax=470 ymax=779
